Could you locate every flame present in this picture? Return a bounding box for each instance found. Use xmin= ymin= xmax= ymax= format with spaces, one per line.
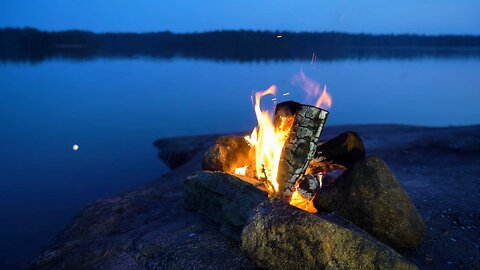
xmin=243 ymin=85 xmax=291 ymax=195
xmin=233 ymin=75 xmax=331 ymax=212
xmin=292 ymin=70 xmax=332 ymax=109
xmin=289 ymin=189 xmax=318 ymax=213
xmin=316 ymin=85 xmax=332 ymax=109
xmin=289 ymin=175 xmax=322 ymax=213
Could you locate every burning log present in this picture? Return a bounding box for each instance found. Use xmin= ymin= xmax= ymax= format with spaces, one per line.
xmin=273 ymin=100 xmax=302 ymax=130
xmin=295 ymin=174 xmax=320 ymax=200
xmin=275 ymin=102 xmax=329 ymax=199
xmin=202 ymin=135 xmax=255 ymax=178
xmin=315 ymin=131 xmax=365 ymax=167
xmin=305 ymin=159 xmax=346 ymax=175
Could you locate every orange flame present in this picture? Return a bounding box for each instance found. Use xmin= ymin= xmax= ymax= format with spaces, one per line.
xmin=289 ymin=189 xmax=318 ymax=213
xmin=292 ymin=70 xmax=332 ymax=109
xmin=243 ymin=85 xmax=290 ymax=194
xmin=234 ymin=75 xmax=331 ymax=213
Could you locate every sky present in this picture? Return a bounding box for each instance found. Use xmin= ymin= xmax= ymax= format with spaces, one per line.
xmin=1 ymin=0 xmax=480 ymax=34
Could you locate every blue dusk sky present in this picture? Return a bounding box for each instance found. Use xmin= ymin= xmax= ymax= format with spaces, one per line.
xmin=1 ymin=0 xmax=479 ymax=34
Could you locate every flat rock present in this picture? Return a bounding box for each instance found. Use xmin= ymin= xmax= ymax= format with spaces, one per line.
xmin=184 ymin=171 xmax=268 ymax=240
xmin=241 ymin=200 xmax=418 ymax=270
xmin=314 ymin=156 xmax=425 ymax=248
xmin=153 ymin=134 xmax=219 ymax=169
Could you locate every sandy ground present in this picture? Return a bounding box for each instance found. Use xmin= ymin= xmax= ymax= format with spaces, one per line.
xmin=27 ymin=124 xmax=480 ymax=270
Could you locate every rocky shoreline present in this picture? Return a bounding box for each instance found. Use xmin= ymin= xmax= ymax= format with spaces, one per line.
xmin=26 ymin=124 xmax=480 ymax=269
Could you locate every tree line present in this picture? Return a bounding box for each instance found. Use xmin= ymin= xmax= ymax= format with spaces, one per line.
xmin=1 ymin=27 xmax=480 ymax=62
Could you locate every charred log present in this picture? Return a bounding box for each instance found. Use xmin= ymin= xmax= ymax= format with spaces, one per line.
xmin=315 ymin=131 xmax=365 ymax=167
xmin=276 ymin=105 xmax=329 ymax=199
xmin=305 ymin=159 xmax=346 ymax=175
xmin=296 ymin=174 xmax=320 ymax=200
xmin=273 ymin=101 xmax=302 ymax=131
xmin=202 ymin=136 xmax=255 ymax=178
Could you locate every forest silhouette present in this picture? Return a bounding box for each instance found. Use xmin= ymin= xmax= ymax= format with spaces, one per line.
xmin=1 ymin=27 xmax=480 ymax=62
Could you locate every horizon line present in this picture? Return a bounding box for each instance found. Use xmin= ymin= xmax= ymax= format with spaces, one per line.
xmin=2 ymin=26 xmax=480 ymax=38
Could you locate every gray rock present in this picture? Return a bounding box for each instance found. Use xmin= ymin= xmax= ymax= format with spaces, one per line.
xmin=241 ymin=200 xmax=418 ymax=270
xmin=314 ymin=156 xmax=425 ymax=248
xmin=184 ymin=171 xmax=267 ymax=240
xmin=153 ymin=134 xmax=219 ymax=169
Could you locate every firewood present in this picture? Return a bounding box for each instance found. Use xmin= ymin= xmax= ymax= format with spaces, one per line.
xmin=202 ymin=136 xmax=255 ymax=178
xmin=315 ymin=131 xmax=365 ymax=167
xmin=305 ymin=159 xmax=346 ymax=175
xmin=276 ymin=103 xmax=329 ymax=199
xmin=273 ymin=101 xmax=302 ymax=131
xmin=296 ymin=174 xmax=320 ymax=200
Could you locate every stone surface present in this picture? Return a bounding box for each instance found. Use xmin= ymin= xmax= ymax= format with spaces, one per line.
xmin=24 ymin=125 xmax=480 ymax=270
xmin=314 ymin=156 xmax=425 ymax=249
xmin=153 ymin=134 xmax=219 ymax=169
xmin=241 ymin=200 xmax=418 ymax=270
xmin=184 ymin=171 xmax=267 ymax=240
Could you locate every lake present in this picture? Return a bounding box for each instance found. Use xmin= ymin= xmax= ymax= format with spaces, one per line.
xmin=0 ymin=56 xmax=479 ymax=268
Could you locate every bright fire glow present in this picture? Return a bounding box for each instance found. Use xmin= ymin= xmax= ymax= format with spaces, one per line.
xmin=234 ymin=165 xmax=248 ymax=176
xmin=234 ymin=73 xmax=331 ymax=213
xmin=243 ymin=85 xmax=291 ymax=195
xmin=289 ymin=189 xmax=318 ymax=213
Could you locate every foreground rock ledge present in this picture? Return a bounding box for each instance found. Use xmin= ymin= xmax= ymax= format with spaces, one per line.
xmin=314 ymin=156 xmax=425 ymax=248
xmin=184 ymin=171 xmax=267 ymax=240
xmin=241 ymin=200 xmax=418 ymax=270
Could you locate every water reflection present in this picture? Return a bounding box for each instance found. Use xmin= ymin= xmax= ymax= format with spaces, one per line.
xmin=0 ymin=56 xmax=479 ymax=268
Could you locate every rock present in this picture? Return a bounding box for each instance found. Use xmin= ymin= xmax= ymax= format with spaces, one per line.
xmin=314 ymin=156 xmax=425 ymax=249
xmin=241 ymin=200 xmax=418 ymax=270
xmin=184 ymin=171 xmax=267 ymax=240
xmin=153 ymin=134 xmax=219 ymax=169
xmin=202 ymin=135 xmax=254 ymax=177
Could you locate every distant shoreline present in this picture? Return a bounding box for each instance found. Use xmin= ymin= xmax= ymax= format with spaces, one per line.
xmin=2 ymin=27 xmax=480 ymax=63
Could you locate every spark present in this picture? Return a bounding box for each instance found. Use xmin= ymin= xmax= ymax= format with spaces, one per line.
xmin=282 ymin=92 xmax=290 ymax=96
xmin=276 ymin=35 xmax=283 ymax=38
xmin=311 ymin=52 xmax=317 ymax=70
xmin=73 ymin=144 xmax=79 ymax=151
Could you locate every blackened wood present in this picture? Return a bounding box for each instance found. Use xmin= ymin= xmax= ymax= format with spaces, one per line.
xmin=276 ymin=105 xmax=328 ymax=199
xmin=273 ymin=101 xmax=302 ymax=131
xmin=202 ymin=136 xmax=255 ymax=178
xmin=296 ymin=174 xmax=320 ymax=200
xmin=315 ymin=131 xmax=365 ymax=167
xmin=306 ymin=159 xmax=346 ymax=175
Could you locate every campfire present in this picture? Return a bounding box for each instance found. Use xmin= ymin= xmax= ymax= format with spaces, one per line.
xmin=202 ymin=71 xmax=353 ymax=214
xmin=232 ymin=83 xmax=330 ymax=212
xmin=186 ymin=71 xmax=425 ymax=269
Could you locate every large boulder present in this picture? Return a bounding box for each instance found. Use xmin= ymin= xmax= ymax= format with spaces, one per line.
xmin=184 ymin=171 xmax=267 ymax=240
xmin=241 ymin=200 xmax=418 ymax=270
xmin=314 ymin=156 xmax=425 ymax=248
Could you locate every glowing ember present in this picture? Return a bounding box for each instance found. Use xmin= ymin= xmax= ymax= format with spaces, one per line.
xmin=234 ymin=165 xmax=248 ymax=176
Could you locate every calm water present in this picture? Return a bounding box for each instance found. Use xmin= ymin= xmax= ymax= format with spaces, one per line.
xmin=1 ymin=57 xmax=479 ymax=268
